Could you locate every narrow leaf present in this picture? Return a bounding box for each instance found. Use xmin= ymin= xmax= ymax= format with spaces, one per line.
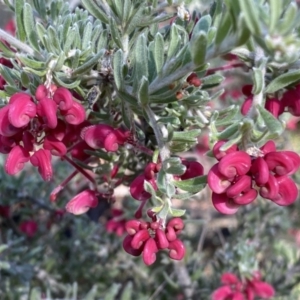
xmin=265 ymin=70 xmax=300 ymax=93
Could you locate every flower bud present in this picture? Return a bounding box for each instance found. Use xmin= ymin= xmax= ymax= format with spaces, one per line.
xmin=271 ymin=176 xmax=298 ymax=206
xmin=125 ymin=219 xmax=142 ymax=235
xmin=212 ymin=140 xmax=238 ymax=160
xmin=180 ymin=161 xmax=204 ymax=180
xmin=8 ymin=93 xmax=36 ymax=128
xmin=53 ymin=87 xmax=73 ymax=111
xmin=226 ymin=175 xmax=252 ymax=198
xmin=250 ymin=157 xmax=269 ymax=186
xmin=30 ymin=149 xmax=53 ymax=181
xmin=65 ymin=189 xmax=98 ymax=215
xmin=35 ymin=84 xmax=48 ymax=101
xmin=218 ymin=151 xmax=251 ymax=178
xmin=265 ymin=98 xmax=284 ymax=117
xmin=123 ymin=234 xmax=143 ymax=256
xmin=208 ymin=164 xmax=232 ymax=194
xmin=131 ymin=229 xmax=150 ymax=249
xmin=61 ymin=101 xmax=85 ymax=125
xmin=0 ymin=105 xmax=20 ymax=137
xmin=233 ymin=188 xmax=257 ymax=205
xmin=143 ymin=238 xmax=158 ymax=265
xmin=5 ymin=145 xmax=30 ymax=175
xmin=259 ymin=174 xmax=279 ymax=200
xmin=36 ymin=98 xmax=58 ymax=129
xmin=212 ymin=192 xmax=240 ymax=215
xmin=43 ymin=135 xmax=67 ymax=156
xmin=264 ymin=152 xmax=294 ymax=175
xmin=130 ymin=174 xmax=156 ymax=201
xmin=168 ymin=239 xmax=185 ymax=260
xmin=241 ymin=97 xmax=253 ymax=115
xmin=155 ymin=228 xmax=169 ymax=249
xmin=81 ymin=124 xmax=114 ymax=149
xmin=167 ymin=217 xmax=184 ymax=233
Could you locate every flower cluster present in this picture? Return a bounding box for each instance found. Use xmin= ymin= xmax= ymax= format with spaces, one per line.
xmin=208 ymin=140 xmax=300 ymax=214
xmin=0 ymin=86 xmax=86 ymax=181
xmin=105 ymin=208 xmax=127 ymax=236
xmin=212 ymin=272 xmax=275 ymax=300
xmin=123 ymin=215 xmax=185 ymax=266
xmin=241 ymin=83 xmax=300 ymax=118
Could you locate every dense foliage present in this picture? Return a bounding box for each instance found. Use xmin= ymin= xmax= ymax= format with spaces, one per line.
xmin=1 ymin=0 xmax=300 ymax=299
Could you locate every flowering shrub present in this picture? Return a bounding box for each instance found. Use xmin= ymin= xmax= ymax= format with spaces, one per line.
xmin=1 ymin=0 xmax=300 ymax=299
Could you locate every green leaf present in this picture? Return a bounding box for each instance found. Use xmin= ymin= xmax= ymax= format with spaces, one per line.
xmin=120 ymin=282 xmax=133 ymax=300
xmin=265 ymin=70 xmax=300 ymax=93
xmin=157 ymin=169 xmax=167 ymax=194
xmin=109 ymin=17 xmax=123 ymax=49
xmin=82 ymin=0 xmax=109 ymax=24
xmin=15 ymin=0 xmax=26 ymax=41
xmin=216 ymin=122 xmax=240 ymax=139
xmin=144 ymin=180 xmax=157 ymax=198
xmin=163 ymin=157 xmax=186 ymax=175
xmin=72 ymin=50 xmax=105 ymax=76
xmin=169 ymin=207 xmax=186 ymax=217
xmin=173 ymin=175 xmax=207 ymax=193
xmin=279 ymin=2 xmax=297 ymax=35
xmin=201 ymin=74 xmax=224 ymax=88
xmin=190 ymin=32 xmax=207 ymax=67
xmin=0 ymin=40 xmax=15 ymax=58
xmin=138 ymin=76 xmax=149 ymax=106
xmin=134 ymin=34 xmax=148 ymax=89
xmin=47 ymin=26 xmax=61 ymax=54
xmin=252 ymin=67 xmax=264 ymax=94
xmin=256 ymin=105 xmax=284 ymax=135
xmin=215 ymin=12 xmax=232 ymax=46
xmin=269 ymin=0 xmax=282 ymax=33
xmin=238 ymin=0 xmax=261 ymax=35
xmin=124 ymin=5 xmax=144 ymax=35
xmin=167 ymin=25 xmax=181 ymax=61
xmin=191 ymin=15 xmax=212 ymax=41
xmin=82 ymin=22 xmax=93 ymax=50
xmin=118 ymin=91 xmax=138 ymax=106
xmin=172 ymin=129 xmax=201 ymax=142
xmin=23 ymin=3 xmax=40 ymax=51
xmin=113 ymin=49 xmax=124 ymax=90
xmin=53 ymin=74 xmax=81 ymax=89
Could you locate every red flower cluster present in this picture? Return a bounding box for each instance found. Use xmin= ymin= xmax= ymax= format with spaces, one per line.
xmin=186 ymin=72 xmax=202 ymax=87
xmin=0 ymin=86 xmax=86 ymax=181
xmin=208 ymin=140 xmax=300 ymax=214
xmin=123 ymin=216 xmax=185 ymax=266
xmin=105 ymin=208 xmax=127 ymax=236
xmin=241 ymin=83 xmax=300 ymax=118
xmin=212 ymin=272 xmax=275 ymax=300
xmin=19 ymin=220 xmax=38 ymax=238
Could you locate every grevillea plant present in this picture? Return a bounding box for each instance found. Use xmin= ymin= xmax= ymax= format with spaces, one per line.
xmin=1 ymin=0 xmax=300 ymax=298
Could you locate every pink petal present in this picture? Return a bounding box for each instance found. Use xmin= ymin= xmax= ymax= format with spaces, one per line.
xmin=143 ymin=238 xmax=158 ymax=265
xmin=265 ymin=98 xmax=284 ymax=117
xmin=221 ymin=273 xmax=240 ymax=285
xmin=168 ymin=239 xmax=186 ymax=260
xmin=123 ymin=234 xmax=143 ymax=256
xmin=181 ymin=161 xmax=204 ymax=180
xmin=131 ymin=229 xmax=150 ymax=249
xmin=36 ymin=98 xmax=58 ymax=129
xmin=65 ymin=189 xmax=98 ymax=215
xmin=5 ymin=145 xmax=30 ymax=175
xmin=260 ymin=140 xmax=276 ymax=154
xmin=208 ymin=164 xmax=232 ymax=194
xmin=8 ymin=93 xmax=36 ymax=127
xmin=251 ymin=281 xmax=275 ymax=298
xmin=155 ymin=228 xmax=169 ymax=249
xmin=211 ymin=286 xmax=233 ymax=300
xmin=233 ymin=188 xmax=257 ymax=205
xmin=241 ymin=97 xmax=253 ymax=115
xmin=35 ymin=84 xmax=48 ymax=101
xmin=81 ymin=124 xmax=114 ymax=149
xmin=259 ymin=174 xmax=279 ymax=200
xmin=0 ymin=105 xmax=20 ymax=137
xmin=226 ymin=175 xmax=252 ymax=198
xmin=129 ymin=174 xmax=154 ymax=201
xmin=218 ymin=151 xmax=251 ymax=178
xmin=212 ymin=192 xmax=240 ymax=215
xmin=53 ymin=87 xmax=74 ymax=111
xmin=30 ymin=149 xmax=53 ymax=181
xmin=271 ymin=176 xmax=298 ymax=206
xmin=264 ymin=151 xmax=294 ymax=175
xmin=43 ymin=135 xmax=67 ymax=156
xmin=212 ymin=140 xmax=238 ymax=160
xmin=61 ymin=100 xmax=85 ymax=125
xmin=250 ymin=157 xmax=270 ymax=186
xmin=104 ymin=132 xmax=119 ymax=152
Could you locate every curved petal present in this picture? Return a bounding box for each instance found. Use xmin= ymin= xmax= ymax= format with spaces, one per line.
xmin=123 ymin=234 xmax=143 ymax=256
xmin=168 ymin=239 xmax=186 ymax=260
xmin=61 ymin=101 xmax=86 ymax=125
xmin=271 ymin=176 xmax=298 ymax=206
xmin=30 ymin=149 xmax=53 ymax=181
xmin=226 ymin=175 xmax=252 ymax=198
xmin=43 ymin=135 xmax=67 ymax=156
xmin=211 ymin=286 xmax=233 ymax=300
xmin=259 ymin=174 xmax=279 ymax=200
xmin=260 ymin=140 xmax=276 ymax=154
xmin=218 ymin=151 xmax=251 ymax=178
xmin=181 ymin=161 xmax=204 ymax=180
xmin=221 ymin=273 xmax=240 ymax=285
xmin=212 ymin=192 xmax=240 ymax=215
xmin=53 ymin=87 xmax=74 ymax=111
xmin=250 ymin=157 xmax=270 ymax=186
xmin=0 ymin=105 xmax=20 ymax=137
xmin=208 ymin=164 xmax=232 ymax=194
xmin=8 ymin=93 xmax=36 ymax=127
xmin=37 ymin=98 xmax=58 ymax=129
xmin=65 ymin=189 xmax=98 ymax=215
xmin=5 ymin=145 xmax=30 ymax=175
xmin=251 ymin=281 xmax=275 ymax=298
xmin=264 ymin=152 xmax=294 ymax=175
xmin=143 ymin=238 xmax=158 ymax=265
xmin=233 ymin=188 xmax=257 ymax=205
xmin=81 ymin=124 xmax=114 ymax=149
xmin=212 ymin=140 xmax=238 ymax=160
